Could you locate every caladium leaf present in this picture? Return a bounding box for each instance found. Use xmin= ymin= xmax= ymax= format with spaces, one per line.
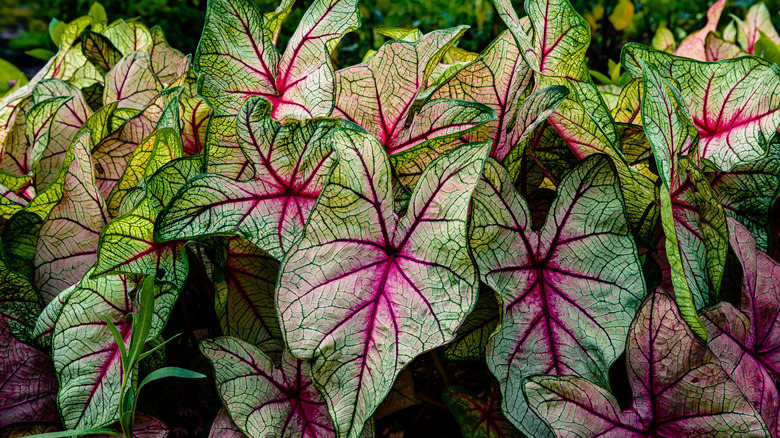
xmin=101 ymin=19 xmax=153 ymax=55
xmin=523 ymin=289 xmax=771 ymax=437
xmin=705 ymin=32 xmax=748 ymax=61
xmin=212 ymin=236 xmax=283 ymax=356
xmin=470 ymin=155 xmax=644 ymax=437
xmin=333 ymin=27 xmax=483 ymax=155
xmin=31 ymin=284 xmax=75 ymax=352
xmin=34 ymin=129 xmax=109 ymax=303
xmin=428 ymin=31 xmax=535 ymax=160
xmin=149 ymin=26 xmax=186 ymax=85
xmin=209 ymin=408 xmax=247 ymax=438
xmin=611 ymin=79 xmax=642 ymax=125
xmin=701 ymin=302 xmax=780 ymax=436
xmin=442 ymin=386 xmax=522 ymax=438
xmin=707 ymin=140 xmax=780 ymax=251
xmin=52 ymin=271 xmax=176 ymax=429
xmin=104 ymin=51 xmax=164 ymax=110
xmin=674 ymin=0 xmax=725 ymax=60
xmin=155 ymin=97 xmax=343 ymax=260
xmin=201 ymin=337 xmax=336 ymax=438
xmin=106 ymin=127 xmax=182 ymax=217
xmin=93 ymin=88 xmax=180 ymax=199
xmin=29 ymin=79 xmax=93 ymax=191
xmin=195 ymin=0 xmax=359 ymax=124
xmin=1 ymin=99 xmax=33 ymax=177
xmin=623 ymin=44 xmax=780 ymax=171
xmin=82 ymin=30 xmax=122 ymax=73
xmin=180 ymin=98 xmax=210 ymax=156
xmin=0 ymin=257 xmax=43 ymax=343
xmin=0 ymin=424 xmax=60 ymax=437
xmin=95 ymin=156 xmax=200 ymax=289
xmin=640 ymin=62 xmax=728 ymax=337
xmin=277 ymin=129 xmax=488 ymax=438
xmin=735 ymin=3 xmax=780 ymax=54
xmin=0 ymin=315 xmax=59 ymax=427
xmin=728 ymin=218 xmax=780 ymax=378
xmin=442 ymin=284 xmax=500 ymax=361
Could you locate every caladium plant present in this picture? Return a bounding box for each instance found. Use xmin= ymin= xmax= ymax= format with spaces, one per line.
xmin=3 ymin=0 xmax=780 ymax=436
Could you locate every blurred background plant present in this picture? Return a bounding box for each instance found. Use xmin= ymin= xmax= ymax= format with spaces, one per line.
xmin=1 ymin=0 xmax=779 ymax=100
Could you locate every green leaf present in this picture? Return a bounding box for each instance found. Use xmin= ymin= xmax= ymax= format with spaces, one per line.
xmin=443 ymin=386 xmax=522 ymax=438
xmin=0 ymin=257 xmax=43 ymax=343
xmin=89 ymin=2 xmax=108 ymax=25
xmin=101 ymin=20 xmax=152 ymax=55
xmin=442 ymin=284 xmax=500 ymax=361
xmin=25 ymin=428 xmax=122 ymax=438
xmin=49 ymin=18 xmax=66 ymax=47
xmin=138 ymin=366 xmax=205 ymax=391
xmin=82 ymin=31 xmax=122 ymax=73
xmin=26 ymin=49 xmax=56 ymax=61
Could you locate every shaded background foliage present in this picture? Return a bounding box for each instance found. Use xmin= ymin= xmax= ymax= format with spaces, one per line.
xmin=6 ymin=0 xmax=780 ymax=76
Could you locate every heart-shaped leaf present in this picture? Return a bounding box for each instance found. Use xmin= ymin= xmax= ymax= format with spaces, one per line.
xmin=524 ymin=288 xmax=770 ymax=437
xmin=470 ymin=154 xmax=644 ymax=437
xmin=52 ymin=271 xmax=176 ymax=429
xmin=180 ymin=98 xmax=210 ymax=156
xmin=705 ymin=32 xmax=748 ymax=61
xmin=201 ymin=337 xmax=335 ymax=438
xmin=34 ymin=129 xmax=109 ymax=302
xmin=0 ymin=314 xmax=58 ymax=427
xmin=149 ymin=26 xmax=187 ymax=85
xmin=277 ymin=128 xmax=488 ymax=438
xmin=735 ymin=3 xmax=780 ymax=54
xmin=101 ymin=19 xmax=153 ymax=55
xmin=156 ymin=97 xmax=343 ymax=260
xmin=623 ymin=43 xmax=780 ymax=171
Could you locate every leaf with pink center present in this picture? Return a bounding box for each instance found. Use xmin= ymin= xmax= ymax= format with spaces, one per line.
xmin=201 ymin=337 xmax=335 ymax=438
xmin=442 ymin=386 xmax=522 ymax=438
xmin=523 ymin=288 xmax=771 ymax=437
xmin=211 ymin=236 xmax=283 ymax=357
xmin=51 ymin=270 xmax=177 ymax=429
xmin=674 ymin=0 xmax=725 ymax=61
xmin=34 ymin=129 xmax=109 ymax=303
xmin=1 ymin=98 xmax=33 ymax=178
xmin=470 ymin=154 xmax=644 ymax=437
xmin=95 ymin=156 xmax=201 ymax=289
xmin=728 ymin=217 xmax=780 ymax=378
xmin=623 ymin=43 xmax=780 ymax=171
xmin=0 ymin=314 xmax=58 ymax=427
xmin=640 ymin=62 xmax=729 ymax=337
xmin=93 ymin=88 xmax=180 ymax=199
xmin=209 ymin=408 xmax=247 ymax=438
xmin=700 ymin=302 xmax=780 ymax=436
xmin=104 ymin=51 xmax=164 ymax=110
xmin=155 ymin=97 xmax=343 ymax=260
xmin=195 ymin=0 xmax=358 ymax=175
xmin=333 ymin=27 xmax=496 ymax=155
xmin=276 ymin=127 xmax=487 ymax=437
